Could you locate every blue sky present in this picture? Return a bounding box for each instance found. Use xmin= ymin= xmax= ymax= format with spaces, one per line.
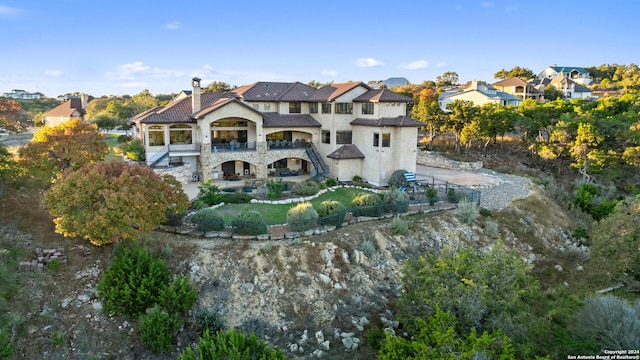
xmin=1 ymin=0 xmax=639 ymax=97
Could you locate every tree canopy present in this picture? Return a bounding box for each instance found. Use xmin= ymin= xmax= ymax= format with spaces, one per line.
xmin=18 ymin=119 xmax=109 ymax=179
xmin=436 ymin=71 xmax=459 ymax=87
xmin=0 ymin=99 xmax=24 ymax=132
xmin=44 ymin=161 xmax=189 ymax=246
xmin=494 ymin=66 xmax=536 ymax=80
xmin=202 ymin=81 xmax=236 ymax=93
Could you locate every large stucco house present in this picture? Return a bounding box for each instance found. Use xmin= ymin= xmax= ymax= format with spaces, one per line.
xmin=438 ymin=80 xmax=522 ymax=111
xmin=42 ymin=94 xmax=92 ymax=126
xmin=538 ymin=66 xmax=592 ymax=85
xmin=492 ymin=77 xmax=545 ymax=102
xmin=129 ymin=78 xmax=421 ymax=186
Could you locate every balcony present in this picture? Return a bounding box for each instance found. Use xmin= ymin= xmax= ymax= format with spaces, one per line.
xmin=212 ymin=141 xmax=256 ymax=152
xmin=267 ymin=139 xmax=309 ymax=150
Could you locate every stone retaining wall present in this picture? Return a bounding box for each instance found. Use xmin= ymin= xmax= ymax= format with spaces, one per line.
xmin=152 ymin=163 xmax=194 ymax=184
xmin=417 ymin=150 xmax=483 ymax=171
xmin=19 ymin=247 xmax=67 ymax=271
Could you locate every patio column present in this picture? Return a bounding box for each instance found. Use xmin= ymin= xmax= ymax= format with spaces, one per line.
xmin=255 ymin=141 xmax=268 ymax=179
xmin=199 ymin=143 xmax=213 ymax=180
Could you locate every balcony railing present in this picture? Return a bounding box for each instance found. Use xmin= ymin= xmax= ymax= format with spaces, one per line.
xmin=212 ymin=141 xmax=256 ymax=152
xmin=267 ymin=139 xmax=310 ymax=150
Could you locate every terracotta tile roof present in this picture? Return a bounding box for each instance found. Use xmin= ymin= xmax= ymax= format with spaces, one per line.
xmin=131 ymin=92 xmax=236 ymax=124
xmin=44 ymin=98 xmax=86 ymax=117
xmin=327 ymin=144 xmax=365 ymax=159
xmin=192 ymin=97 xmax=262 ymax=119
xmin=352 ymin=89 xmax=413 ymax=102
xmin=308 ymin=82 xmax=369 ymax=102
xmin=233 ymin=82 xmax=314 ymax=102
xmin=492 ymin=77 xmax=528 ymax=87
xmin=350 ymin=116 xmax=422 ymax=127
xmin=262 ymin=113 xmax=321 ymax=128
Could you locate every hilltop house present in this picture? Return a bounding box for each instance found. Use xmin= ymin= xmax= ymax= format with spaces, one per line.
xmin=129 ymin=78 xmax=421 ymax=186
xmin=367 ymin=77 xmax=410 ymax=89
xmin=42 ymin=94 xmax=92 ymax=126
xmin=2 ymin=89 xmax=42 ymax=100
xmin=538 ymin=66 xmax=592 ymax=85
xmin=438 ymin=80 xmax=522 ymax=111
xmin=492 ymin=77 xmax=544 ymax=102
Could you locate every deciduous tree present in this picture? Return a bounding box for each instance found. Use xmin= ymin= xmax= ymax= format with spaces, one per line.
xmin=412 ymin=100 xmax=446 ymax=150
xmin=18 ymin=119 xmax=109 ymax=179
xmin=445 ymin=100 xmax=478 ymax=153
xmin=44 ymin=161 xmax=189 ymax=246
xmin=0 ymin=99 xmax=24 ymax=132
xmin=494 ymin=66 xmax=535 ymax=80
xmin=436 ymin=71 xmax=459 ymax=87
xmin=202 ymin=81 xmax=235 ymax=93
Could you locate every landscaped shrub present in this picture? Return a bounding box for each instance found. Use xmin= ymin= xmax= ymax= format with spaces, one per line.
xmin=162 ymin=208 xmax=185 ymax=226
xmin=292 ymin=179 xmax=320 ymax=196
xmin=196 ymin=308 xmax=225 ymax=335
xmin=324 ymin=177 xmax=338 ymax=187
xmin=317 ymin=200 xmax=347 ymax=227
xmin=575 ymin=295 xmax=640 ymax=350
xmin=352 ymin=192 xmax=382 ymax=217
xmin=158 ymin=275 xmax=198 ymax=314
xmin=232 ymin=209 xmax=267 ymax=235
xmin=286 ymin=202 xmax=318 ymax=232
xmin=454 ymin=198 xmax=479 ymax=225
xmin=484 ymin=220 xmax=499 ymax=239
xmin=388 ymin=169 xmax=409 ymax=189
xmin=138 ymin=306 xmax=179 ymax=354
xmin=97 ymin=242 xmax=170 ymax=317
xmin=117 ymin=134 xmax=132 ymax=143
xmin=426 ymin=187 xmax=438 ymax=205
xmin=121 ymin=139 xmax=145 ymax=161
xmin=447 ymin=188 xmax=459 ymax=203
xmin=220 ymin=192 xmax=252 ymax=204
xmin=352 ymin=175 xmax=363 ymax=183
xmin=390 ymin=215 xmax=408 ymax=235
xmin=382 ymin=188 xmax=410 ymax=214
xmin=266 ymin=178 xmax=285 ymax=199
xmin=479 ymin=207 xmax=492 ymax=217
xmin=177 ymin=328 xmax=287 ymax=360
xmin=197 ymin=180 xmax=222 ymax=206
xmin=188 ymin=208 xmax=225 ymax=233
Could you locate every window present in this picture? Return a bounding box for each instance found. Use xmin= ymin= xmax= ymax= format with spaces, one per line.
xmin=362 ymin=102 xmax=374 ymax=115
xmin=309 ymin=102 xmax=318 ymax=114
xmin=169 ymin=124 xmax=192 ymax=144
xmin=211 ymin=120 xmax=247 ymax=127
xmin=148 ymin=125 xmax=165 ymax=146
xmin=335 ymin=103 xmax=353 ymax=114
xmin=373 ymin=132 xmax=379 ymax=147
xmin=321 ymin=103 xmax=331 ymax=114
xmin=336 ymin=131 xmax=352 ymax=144
xmin=264 ymin=104 xmax=271 ymax=111
xmin=289 ymin=102 xmax=301 ymax=113
xmin=321 ymin=130 xmax=330 ymax=144
xmin=252 ymin=104 xmax=259 ymax=109
xmin=382 ymin=133 xmax=390 ymax=147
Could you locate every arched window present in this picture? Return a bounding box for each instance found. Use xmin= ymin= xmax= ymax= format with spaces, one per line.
xmin=170 ymin=124 xmax=192 ymax=144
xmin=148 ymin=125 xmax=165 ymax=146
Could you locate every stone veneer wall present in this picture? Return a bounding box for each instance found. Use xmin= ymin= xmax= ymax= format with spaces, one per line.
xmin=416 ymin=150 xmax=483 ymax=171
xmin=152 ymin=163 xmax=194 ymax=184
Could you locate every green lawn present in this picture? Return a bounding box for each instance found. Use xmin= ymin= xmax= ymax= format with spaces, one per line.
xmin=216 ymin=187 xmax=377 ymax=223
xmin=104 ymin=133 xmax=124 ymax=161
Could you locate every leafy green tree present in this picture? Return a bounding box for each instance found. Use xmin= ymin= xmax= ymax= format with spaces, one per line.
xmin=0 ymin=143 xmax=20 ymax=194
xmin=202 ymin=81 xmax=235 ymax=93
xmin=494 ymin=66 xmax=535 ymax=80
xmin=18 ymin=119 xmax=109 ymax=179
xmin=590 ymin=194 xmax=640 ymax=289
xmin=307 ymin=80 xmax=334 ymax=89
xmin=44 ymin=161 xmax=189 ymax=246
xmin=139 ymin=306 xmax=180 ymax=354
xmin=379 ymin=307 xmax=516 ymax=360
xmin=412 ymin=100 xmax=447 ymax=150
xmin=544 ymin=85 xmax=564 ymax=101
xmin=397 ymin=244 xmax=540 ymax=356
xmin=570 ymin=122 xmax=603 ymax=183
xmin=436 ymin=71 xmax=459 ymax=87
xmin=478 ymin=103 xmax=517 ymax=150
xmin=178 ymin=329 xmax=287 ymax=360
xmin=445 ymin=100 xmax=479 ymax=153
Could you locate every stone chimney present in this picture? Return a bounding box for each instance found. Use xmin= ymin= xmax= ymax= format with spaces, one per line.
xmin=191 ymin=77 xmax=201 ymax=114
xmin=80 ymin=93 xmax=88 ymax=109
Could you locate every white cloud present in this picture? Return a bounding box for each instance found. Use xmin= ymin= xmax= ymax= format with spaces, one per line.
xmin=0 ymin=6 xmax=21 ymax=17
xmin=165 ymin=21 xmax=181 ymax=30
xmin=44 ymin=70 xmax=62 ymax=77
xmin=321 ymin=70 xmax=338 ymax=77
xmin=481 ymin=2 xmax=494 ymax=7
xmin=436 ymin=61 xmax=446 ymax=68
xmin=107 ymin=61 xmax=185 ymax=80
xmin=353 ymin=58 xmax=384 ymax=67
xmin=398 ymin=60 xmax=429 ymax=70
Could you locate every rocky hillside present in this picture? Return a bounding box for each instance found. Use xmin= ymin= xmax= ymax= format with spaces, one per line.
xmin=5 ymin=179 xmax=588 ymax=359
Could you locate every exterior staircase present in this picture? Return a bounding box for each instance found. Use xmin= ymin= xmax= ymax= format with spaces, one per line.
xmin=148 ymin=145 xmax=169 ymax=167
xmin=305 ymin=144 xmax=329 ymax=180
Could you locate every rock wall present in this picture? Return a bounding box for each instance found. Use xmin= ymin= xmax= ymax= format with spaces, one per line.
xmin=19 ymin=247 xmax=67 ymax=271
xmin=417 ymin=150 xmax=483 ymax=171
xmin=152 ymin=163 xmax=194 ymax=184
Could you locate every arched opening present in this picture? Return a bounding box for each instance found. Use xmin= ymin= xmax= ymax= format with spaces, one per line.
xmin=210 ymin=119 xmax=256 ymax=151
xmin=148 ymin=125 xmax=165 ymax=146
xmin=169 ymin=124 xmax=193 ymax=144
xmin=221 ymin=160 xmax=255 ymax=179
xmin=267 ymin=157 xmax=309 ymax=177
xmin=266 ymin=130 xmax=312 ymax=149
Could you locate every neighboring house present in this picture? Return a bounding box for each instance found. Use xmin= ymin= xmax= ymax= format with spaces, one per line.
xmin=3 ymin=89 xmax=42 ymax=100
xmin=492 ymin=77 xmax=544 ymax=102
xmin=548 ymin=77 xmax=592 ymax=99
xmin=538 ymin=65 xmax=592 ymax=85
xmin=367 ymin=77 xmax=410 ymax=89
xmin=42 ymin=94 xmax=91 ymax=126
xmin=129 ymin=78 xmax=421 ymax=186
xmin=438 ymin=80 xmax=522 ymax=111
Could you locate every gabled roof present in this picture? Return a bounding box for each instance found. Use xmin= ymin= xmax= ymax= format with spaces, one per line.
xmin=350 ymin=116 xmax=422 ymax=127
xmin=549 ymin=78 xmax=592 ymax=93
xmin=550 ymin=66 xmax=589 ymax=74
xmin=492 ymin=77 xmax=528 ymax=87
xmin=352 ymin=89 xmax=413 ymax=103
xmin=327 ymin=144 xmax=365 ymax=159
xmin=308 ymin=82 xmax=369 ymax=102
xmin=130 ymin=92 xmax=236 ymax=124
xmin=44 ymin=98 xmax=85 ymax=117
xmin=232 ymin=82 xmax=316 ymax=102
xmin=262 ymin=113 xmax=321 ymax=128
xmin=192 ymin=97 xmax=263 ymax=119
